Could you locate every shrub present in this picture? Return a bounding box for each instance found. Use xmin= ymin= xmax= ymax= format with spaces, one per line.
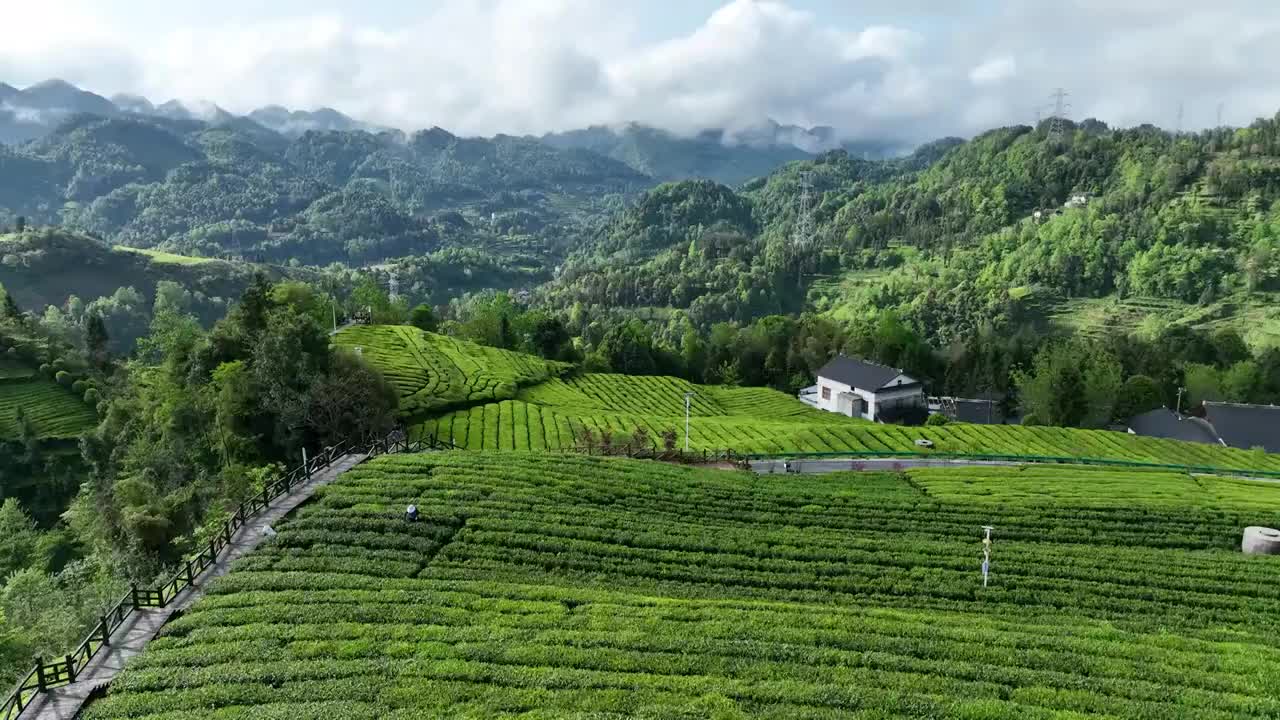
xmin=925 ymin=413 xmax=950 ymax=426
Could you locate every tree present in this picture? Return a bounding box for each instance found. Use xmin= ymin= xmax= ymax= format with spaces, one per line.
xmin=1222 ymin=361 xmax=1262 ymax=403
xmin=84 ymin=312 xmax=110 ymax=370
xmin=1115 ymin=375 xmax=1163 ymax=420
xmin=0 ymin=499 xmax=39 ymax=583
xmin=1184 ymin=364 xmax=1224 ymax=408
xmin=529 ymin=315 xmax=571 ymax=360
xmin=409 ymin=304 xmax=438 ymax=333
xmin=306 ymin=350 xmax=398 ymax=446
xmin=1013 ymin=342 xmax=1121 ymax=428
xmin=2 ymin=288 xmax=20 ymax=321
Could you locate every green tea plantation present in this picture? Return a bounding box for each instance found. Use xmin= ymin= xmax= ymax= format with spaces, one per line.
xmin=0 ymin=376 xmax=96 ymax=439
xmin=84 ymin=453 xmax=1280 ymax=719
xmin=415 ymin=398 xmax=1280 ymax=475
xmin=332 ymin=326 xmax=569 ymax=415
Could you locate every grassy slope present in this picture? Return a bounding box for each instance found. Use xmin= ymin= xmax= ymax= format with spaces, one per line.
xmin=332 ymin=325 xmax=569 ymax=416
xmin=85 ymin=453 xmax=1280 ymax=719
xmin=112 ymin=245 xmax=221 ymax=266
xmin=1039 ymin=291 xmax=1280 ymax=349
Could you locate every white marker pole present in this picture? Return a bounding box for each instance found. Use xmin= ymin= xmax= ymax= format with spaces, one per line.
xmin=684 ymin=392 xmax=693 ymax=451
xmin=981 ymin=526 xmax=994 ymax=587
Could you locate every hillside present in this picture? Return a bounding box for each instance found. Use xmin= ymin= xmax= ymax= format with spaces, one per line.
xmin=0 ymin=229 xmax=271 ymax=313
xmin=83 ymin=453 xmax=1280 ymax=718
xmin=331 ymin=325 xmax=569 ymax=416
xmin=542 ymin=119 xmax=1280 ymax=351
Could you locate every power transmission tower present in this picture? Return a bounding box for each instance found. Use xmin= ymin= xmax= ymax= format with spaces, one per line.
xmin=1047 ymin=88 xmax=1071 ymax=144
xmin=791 ymin=172 xmax=817 ymax=287
xmin=1216 ymin=102 xmax=1225 ymax=128
xmin=388 ymin=271 xmax=400 ymax=303
xmin=1175 ymin=101 xmax=1184 ymax=135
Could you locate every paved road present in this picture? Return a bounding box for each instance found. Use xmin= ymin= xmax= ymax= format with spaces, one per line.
xmin=750 ymin=457 xmax=1026 ymax=474
xmin=24 ymin=453 xmax=369 ymax=720
xmin=749 ymin=457 xmax=1280 ymax=484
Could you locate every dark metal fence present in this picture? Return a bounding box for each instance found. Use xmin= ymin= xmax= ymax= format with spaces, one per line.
xmin=1 ymin=431 xmax=455 ymax=720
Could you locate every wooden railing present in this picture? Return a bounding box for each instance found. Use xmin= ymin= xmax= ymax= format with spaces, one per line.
xmin=1 ymin=430 xmax=455 ymax=720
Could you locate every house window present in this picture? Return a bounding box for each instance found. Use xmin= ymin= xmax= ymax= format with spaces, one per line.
xmin=821 ymin=387 xmax=831 ymax=401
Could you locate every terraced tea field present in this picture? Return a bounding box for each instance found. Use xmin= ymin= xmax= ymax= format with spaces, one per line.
xmin=329 ymin=329 xmax=1280 ymax=474
xmin=416 ymin=398 xmax=1280 ymax=474
xmin=0 ymin=377 xmax=96 ymax=439
xmin=517 ymin=373 xmax=848 ymax=421
xmin=0 ymin=355 xmax=34 ymax=380
xmin=85 ymin=453 xmax=1280 ymax=719
xmin=333 ymin=326 xmax=569 ymax=415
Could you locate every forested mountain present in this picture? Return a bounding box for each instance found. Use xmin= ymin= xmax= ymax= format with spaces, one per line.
xmin=0 ymin=112 xmax=646 ymax=266
xmin=542 ymin=120 xmax=905 ymax=185
xmin=541 ymin=117 xmax=1280 ymax=348
xmin=0 ymin=80 xmax=119 ymax=144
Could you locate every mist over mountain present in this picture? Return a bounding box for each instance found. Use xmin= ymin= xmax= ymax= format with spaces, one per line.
xmin=0 ymin=79 xmax=904 ymax=183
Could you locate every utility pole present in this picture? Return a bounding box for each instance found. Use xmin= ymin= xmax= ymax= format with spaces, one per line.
xmin=388 ymin=271 xmax=400 ymax=303
xmin=1047 ymin=88 xmax=1071 ymax=144
xmin=1176 ymin=386 xmax=1186 ymax=415
xmin=1175 ymin=101 xmax=1184 ymax=136
xmin=1217 ymin=102 xmax=1225 ymax=128
xmin=684 ymin=391 xmax=694 ymax=452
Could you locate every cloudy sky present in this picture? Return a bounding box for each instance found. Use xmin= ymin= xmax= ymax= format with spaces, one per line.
xmin=3 ymin=0 xmax=1279 ymax=143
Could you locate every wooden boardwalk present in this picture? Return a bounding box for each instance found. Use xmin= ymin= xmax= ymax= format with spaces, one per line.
xmin=22 ymin=453 xmax=369 ymax=720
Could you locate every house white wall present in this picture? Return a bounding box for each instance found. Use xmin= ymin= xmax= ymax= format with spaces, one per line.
xmin=815 ymin=374 xmax=923 ymax=422
xmin=815 ymin=377 xmax=858 ymax=417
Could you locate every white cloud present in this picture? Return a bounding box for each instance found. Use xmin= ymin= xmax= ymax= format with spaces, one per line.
xmin=1 ymin=0 xmax=1279 ymax=144
xmin=970 ymin=57 xmax=1016 ymax=86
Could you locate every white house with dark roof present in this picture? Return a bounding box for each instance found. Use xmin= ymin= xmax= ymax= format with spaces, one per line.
xmin=800 ymin=355 xmax=925 ymax=422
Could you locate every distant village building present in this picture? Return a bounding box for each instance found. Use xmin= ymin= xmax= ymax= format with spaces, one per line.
xmin=800 ymin=356 xmax=925 ymax=422
xmin=1126 ymin=403 xmax=1280 ymax=452
xmin=1064 ymin=193 xmax=1090 ymax=209
xmin=1126 ymin=408 xmax=1223 ymax=446
xmin=928 ymin=396 xmax=1012 ymax=425
xmin=1203 ymin=402 xmax=1280 ymax=453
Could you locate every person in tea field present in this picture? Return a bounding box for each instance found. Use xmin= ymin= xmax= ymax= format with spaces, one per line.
xmin=405 ymin=504 xmax=419 ymax=522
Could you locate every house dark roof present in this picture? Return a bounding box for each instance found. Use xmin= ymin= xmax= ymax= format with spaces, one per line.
xmin=1203 ymin=402 xmax=1280 ymax=453
xmin=953 ymin=399 xmax=1005 ymax=425
xmin=816 ymin=355 xmax=916 ymax=392
xmin=1127 ymin=408 xmax=1222 ymax=446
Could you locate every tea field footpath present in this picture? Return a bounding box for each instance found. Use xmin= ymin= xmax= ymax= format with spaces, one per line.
xmin=21 ymin=453 xmax=369 ymax=720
